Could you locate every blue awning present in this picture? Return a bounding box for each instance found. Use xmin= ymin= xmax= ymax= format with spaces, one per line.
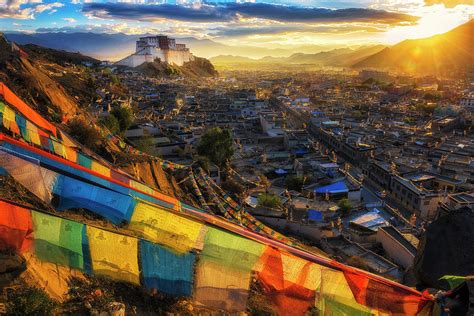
xmin=315 ymin=181 xmax=348 ymax=194
xmin=307 ymin=209 xmax=323 ymax=222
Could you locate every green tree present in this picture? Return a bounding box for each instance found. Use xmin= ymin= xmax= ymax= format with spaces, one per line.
xmin=257 ymin=193 xmax=281 ymax=209
xmin=136 ymin=136 xmax=155 ymax=155
xmin=99 ymin=115 xmax=120 ymax=134
xmin=338 ymin=198 xmax=353 ymax=215
xmin=111 ymin=107 xmax=133 ymax=133
xmin=196 ymin=155 xmax=211 ymax=172
xmin=285 ymin=175 xmax=307 ymax=191
xmin=197 ymin=127 xmax=234 ymax=168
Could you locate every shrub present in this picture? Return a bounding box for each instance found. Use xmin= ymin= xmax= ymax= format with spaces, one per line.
xmin=111 ymin=107 xmax=133 ymax=133
xmin=99 ymin=115 xmax=120 ymax=135
xmin=257 ymin=193 xmax=281 ymax=209
xmin=285 ymin=175 xmax=309 ymax=191
xmin=338 ymin=198 xmax=352 ymax=215
xmin=7 ymin=286 xmax=57 ymax=316
xmin=68 ymin=118 xmax=101 ymax=150
xmin=135 ymin=136 xmax=155 ymax=155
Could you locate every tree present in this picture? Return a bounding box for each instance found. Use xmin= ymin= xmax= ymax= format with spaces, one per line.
xmin=111 ymin=107 xmax=133 ymax=133
xmin=99 ymin=115 xmax=120 ymax=134
xmin=338 ymin=198 xmax=353 ymax=215
xmin=285 ymin=175 xmax=307 ymax=192
xmin=136 ymin=136 xmax=155 ymax=155
xmin=257 ymin=194 xmax=281 ymax=209
xmin=197 ymin=127 xmax=234 ymax=168
xmin=196 ymin=155 xmax=211 ymax=172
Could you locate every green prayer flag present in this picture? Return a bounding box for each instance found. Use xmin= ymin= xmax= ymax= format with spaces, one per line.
xmin=439 ymin=275 xmax=466 ymax=289
xmin=32 ymin=211 xmax=84 ymax=270
xmin=320 ymin=295 xmax=374 ymax=316
xmin=202 ymin=227 xmax=264 ymax=271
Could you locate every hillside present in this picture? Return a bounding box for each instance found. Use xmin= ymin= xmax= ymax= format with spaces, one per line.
xmin=133 ymin=57 xmax=217 ymax=79
xmin=22 ymin=44 xmax=100 ymax=66
xmin=353 ymin=19 xmax=474 ymax=75
xmin=210 ymin=45 xmax=386 ymax=68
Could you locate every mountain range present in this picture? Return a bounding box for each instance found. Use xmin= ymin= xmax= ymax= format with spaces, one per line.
xmin=4 ymin=32 xmax=338 ymax=60
xmin=5 ymin=19 xmax=473 ymax=75
xmin=212 ymin=19 xmax=473 ymax=76
xmin=353 ymin=19 xmax=473 ymax=75
xmin=210 ymin=45 xmax=386 ymax=68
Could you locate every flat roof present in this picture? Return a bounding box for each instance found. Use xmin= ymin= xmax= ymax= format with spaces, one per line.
xmin=380 ymin=226 xmax=417 ymax=256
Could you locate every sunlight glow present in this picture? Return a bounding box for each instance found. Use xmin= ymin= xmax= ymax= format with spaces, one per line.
xmin=382 ymin=4 xmax=472 ymax=44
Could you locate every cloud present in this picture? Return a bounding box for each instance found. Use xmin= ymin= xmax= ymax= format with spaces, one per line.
xmin=0 ymin=1 xmax=64 ymax=19
xmin=82 ymin=2 xmax=419 ymax=24
xmin=210 ymin=23 xmax=386 ymax=37
xmin=424 ymin=0 xmax=474 ymax=7
xmin=63 ymin=17 xmax=77 ymax=23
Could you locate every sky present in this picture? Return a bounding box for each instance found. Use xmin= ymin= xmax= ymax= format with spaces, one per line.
xmin=1 ymin=0 xmax=473 ymax=48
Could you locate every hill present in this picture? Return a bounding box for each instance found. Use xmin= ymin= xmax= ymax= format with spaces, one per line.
xmin=131 ymin=57 xmax=217 ymax=79
xmin=353 ymin=19 xmax=474 ymax=75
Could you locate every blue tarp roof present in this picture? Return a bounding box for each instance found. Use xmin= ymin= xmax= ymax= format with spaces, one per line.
xmin=293 ymin=148 xmax=308 ymax=155
xmin=315 ymin=181 xmax=348 ymax=194
xmin=274 ymin=168 xmax=288 ymax=175
xmin=351 ymin=209 xmax=388 ymax=230
xmin=307 ymin=209 xmax=323 ymax=222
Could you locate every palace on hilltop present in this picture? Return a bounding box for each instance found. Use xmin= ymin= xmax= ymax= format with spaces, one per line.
xmin=115 ymin=35 xmax=194 ymax=67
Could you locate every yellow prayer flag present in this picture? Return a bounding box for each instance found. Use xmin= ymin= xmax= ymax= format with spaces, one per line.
xmin=52 ymin=141 xmax=67 ymax=158
xmin=128 ymin=201 xmax=205 ymax=253
xmin=3 ymin=105 xmax=15 ymax=130
xmin=26 ymin=121 xmax=41 ymax=146
xmin=131 ymin=180 xmax=154 ymax=195
xmin=86 ymin=226 xmax=140 ymax=285
xmin=65 ymin=147 xmax=78 ymax=162
xmin=194 ymin=258 xmax=251 ymax=312
xmin=91 ymin=160 xmax=111 ymax=177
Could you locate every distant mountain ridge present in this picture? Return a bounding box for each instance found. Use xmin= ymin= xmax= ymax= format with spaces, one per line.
xmin=210 ymin=45 xmax=386 ymax=67
xmin=353 ymin=19 xmax=474 ymax=75
xmin=4 ymin=32 xmax=339 ymax=60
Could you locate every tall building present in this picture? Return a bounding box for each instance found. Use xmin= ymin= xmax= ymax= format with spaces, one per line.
xmin=116 ymin=35 xmax=194 ymax=67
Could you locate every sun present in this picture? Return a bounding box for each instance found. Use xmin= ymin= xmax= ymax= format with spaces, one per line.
xmin=382 ymin=4 xmax=470 ymax=44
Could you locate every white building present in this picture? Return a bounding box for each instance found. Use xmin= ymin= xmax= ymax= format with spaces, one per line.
xmin=460 ymin=93 xmax=474 ymax=112
xmin=116 ymin=35 xmax=194 ymax=67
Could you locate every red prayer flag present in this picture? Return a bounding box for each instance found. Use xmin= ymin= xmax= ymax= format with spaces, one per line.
xmin=0 ymin=200 xmax=33 ymax=253
xmin=257 ymin=247 xmax=315 ymax=315
xmin=342 ymin=267 xmax=430 ymax=315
